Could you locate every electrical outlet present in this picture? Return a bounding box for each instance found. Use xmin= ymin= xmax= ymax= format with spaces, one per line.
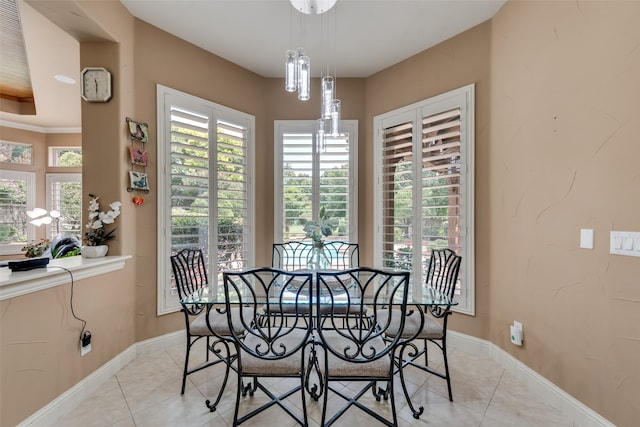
xmin=510 ymin=321 xmax=523 ymax=346
xmin=81 ymin=331 xmax=92 ymax=356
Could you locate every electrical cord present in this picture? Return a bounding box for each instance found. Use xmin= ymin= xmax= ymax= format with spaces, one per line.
xmin=49 ymin=266 xmax=88 ymax=343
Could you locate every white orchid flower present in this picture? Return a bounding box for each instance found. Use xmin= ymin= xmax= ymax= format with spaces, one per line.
xmin=88 ymin=198 xmax=100 ymax=212
xmin=99 ymin=212 xmax=115 ymax=224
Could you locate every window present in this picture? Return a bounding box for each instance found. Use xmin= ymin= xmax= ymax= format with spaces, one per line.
xmin=274 ymin=120 xmax=358 ymax=242
xmin=374 ymin=84 xmax=475 ymax=315
xmin=0 ymin=141 xmax=33 ymax=165
xmin=0 ymin=170 xmax=35 ymax=255
xmin=49 ymin=147 xmax=82 ymax=167
xmin=157 ymin=85 xmax=255 ymax=314
xmin=46 ymin=173 xmax=82 ymax=239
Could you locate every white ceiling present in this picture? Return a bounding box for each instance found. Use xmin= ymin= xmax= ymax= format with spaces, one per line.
xmin=0 ymin=0 xmax=505 ymax=130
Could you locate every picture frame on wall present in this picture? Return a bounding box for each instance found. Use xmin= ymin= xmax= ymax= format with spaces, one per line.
xmin=128 ymin=146 xmax=148 ymax=166
xmin=126 ymin=117 xmax=149 ymax=143
xmin=129 ymin=171 xmax=149 ymax=191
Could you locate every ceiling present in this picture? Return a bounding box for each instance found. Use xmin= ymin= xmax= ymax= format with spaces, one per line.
xmin=0 ymin=0 xmax=505 ymax=130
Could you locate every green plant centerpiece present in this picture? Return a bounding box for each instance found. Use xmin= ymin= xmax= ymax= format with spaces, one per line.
xmin=83 ymin=194 xmax=121 ymax=246
xmin=303 ymin=206 xmax=333 ymax=244
xmin=303 ymin=207 xmax=333 ymax=270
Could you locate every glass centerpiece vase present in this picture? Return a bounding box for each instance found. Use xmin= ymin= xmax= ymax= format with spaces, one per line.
xmin=307 ymin=241 xmax=330 ymax=271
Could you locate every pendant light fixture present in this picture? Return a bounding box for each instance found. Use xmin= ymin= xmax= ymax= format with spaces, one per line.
xmin=297 ymin=50 xmax=311 ymax=100
xmin=321 ymin=75 xmax=334 ymax=119
xmin=285 ymin=0 xmax=342 ymax=138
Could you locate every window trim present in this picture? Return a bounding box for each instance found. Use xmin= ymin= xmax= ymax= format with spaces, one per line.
xmin=48 ymin=146 xmax=82 ymax=167
xmin=373 ymin=84 xmax=475 ymax=315
xmin=156 ymin=84 xmax=255 ymax=315
xmin=0 ymin=140 xmax=33 ymax=165
xmin=273 ymin=120 xmax=358 ymax=243
xmin=0 ymin=170 xmax=36 ymax=255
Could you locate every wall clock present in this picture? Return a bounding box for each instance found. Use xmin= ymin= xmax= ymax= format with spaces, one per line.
xmin=80 ymin=67 xmax=112 ymax=102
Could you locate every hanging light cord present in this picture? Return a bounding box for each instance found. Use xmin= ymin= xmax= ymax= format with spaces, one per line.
xmin=49 ymin=266 xmax=87 ymax=343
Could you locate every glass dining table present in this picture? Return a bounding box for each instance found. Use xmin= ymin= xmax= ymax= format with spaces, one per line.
xmin=180 ymin=268 xmax=457 ymax=408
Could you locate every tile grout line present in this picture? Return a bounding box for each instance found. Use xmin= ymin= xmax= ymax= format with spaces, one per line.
xmin=478 ymin=367 xmax=506 ymax=425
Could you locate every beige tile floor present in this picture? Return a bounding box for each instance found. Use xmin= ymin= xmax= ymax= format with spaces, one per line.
xmin=56 ymin=339 xmax=576 ymax=426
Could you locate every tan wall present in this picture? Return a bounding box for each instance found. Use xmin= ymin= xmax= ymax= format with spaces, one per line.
xmin=130 ymin=19 xmax=270 ymax=341
xmin=3 ymin=0 xmax=639 ymax=425
xmin=0 ymin=266 xmax=135 ymax=427
xmin=486 ymin=2 xmax=640 ymax=425
xmin=365 ymin=21 xmax=493 ymax=339
xmin=364 ymin=2 xmax=640 ymax=424
xmin=1 ymin=1 xmax=138 ymax=425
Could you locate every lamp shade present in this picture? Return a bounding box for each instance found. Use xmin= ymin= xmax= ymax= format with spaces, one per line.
xmin=285 ymin=50 xmax=298 ymax=92
xmin=317 ymin=118 xmax=326 ymax=152
xmin=321 ymin=76 xmax=334 ymax=119
xmin=297 ymin=54 xmax=310 ymax=101
xmin=330 ymin=99 xmax=341 ymax=135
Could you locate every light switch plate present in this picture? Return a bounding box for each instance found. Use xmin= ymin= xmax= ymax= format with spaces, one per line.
xmin=580 ymin=229 xmax=594 ymax=249
xmin=610 ymin=231 xmax=640 ymax=257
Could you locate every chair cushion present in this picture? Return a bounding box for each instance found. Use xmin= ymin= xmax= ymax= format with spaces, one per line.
xmin=262 ymin=303 xmax=312 ymax=314
xmin=317 ymin=330 xmax=391 ymax=378
xmin=376 ymin=309 xmax=444 ymax=339
xmin=261 ymin=303 xmax=368 ymax=315
xmin=189 ymin=307 xmax=250 ymax=336
xmin=318 ymin=303 xmax=368 ymax=315
xmin=240 ymin=328 xmax=309 ymax=376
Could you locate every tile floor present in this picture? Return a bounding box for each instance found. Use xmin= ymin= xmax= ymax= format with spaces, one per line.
xmin=56 ymin=339 xmax=576 ymax=426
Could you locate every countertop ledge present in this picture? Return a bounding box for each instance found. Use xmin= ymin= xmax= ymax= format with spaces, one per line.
xmin=0 ymin=255 xmax=132 ymax=301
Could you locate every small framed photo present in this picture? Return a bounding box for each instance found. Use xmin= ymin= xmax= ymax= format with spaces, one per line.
xmin=128 ymin=146 xmax=148 ymax=166
xmin=126 ymin=117 xmax=149 ymax=143
xmin=129 ymin=171 xmax=149 ymax=191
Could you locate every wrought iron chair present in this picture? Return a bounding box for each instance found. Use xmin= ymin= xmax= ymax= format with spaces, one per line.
xmin=315 ymin=268 xmax=410 ymax=427
xmin=170 ymin=248 xmax=238 ymax=410
xmin=379 ymin=248 xmax=462 ymax=419
xmin=222 ymin=267 xmax=314 ymax=426
xmin=271 ymin=241 xmax=363 ymax=323
xmin=272 ymin=240 xmax=360 ymax=271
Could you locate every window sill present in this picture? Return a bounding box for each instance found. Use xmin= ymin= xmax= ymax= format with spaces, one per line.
xmin=0 ymin=255 xmax=132 ymax=301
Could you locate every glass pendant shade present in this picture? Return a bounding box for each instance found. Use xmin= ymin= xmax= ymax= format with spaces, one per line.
xmin=330 ymin=99 xmax=341 ymax=135
xmin=297 ymin=54 xmax=310 ymax=101
xmin=285 ymin=50 xmax=298 ymax=92
xmin=316 ymin=118 xmax=326 ymax=152
xmin=321 ymin=76 xmax=334 ymax=119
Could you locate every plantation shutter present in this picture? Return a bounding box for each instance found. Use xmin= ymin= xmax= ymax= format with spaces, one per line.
xmin=216 ymin=119 xmax=250 ymax=271
xmin=282 ymin=132 xmax=313 ymax=240
xmin=46 ymin=173 xmax=82 ymax=240
xmin=420 ymin=108 xmax=462 ymax=257
xmin=158 ymin=85 xmax=255 ymax=314
xmin=375 ymin=84 xmax=474 ymax=314
xmin=319 ymin=135 xmax=351 ymax=238
xmin=0 ymin=170 xmax=34 ymax=248
xmin=381 ymin=120 xmax=415 ymax=272
xmin=170 ymin=106 xmax=210 ymax=255
xmin=277 ymin=122 xmax=356 ymax=242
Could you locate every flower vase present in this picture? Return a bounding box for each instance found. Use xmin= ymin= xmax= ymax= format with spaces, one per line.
xmin=82 ymin=245 xmax=109 ymax=258
xmin=308 ymin=241 xmax=330 ymax=271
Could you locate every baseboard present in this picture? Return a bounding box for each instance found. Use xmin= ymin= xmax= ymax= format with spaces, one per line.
xmin=19 ymin=330 xmax=613 ymax=427
xmin=18 ymin=345 xmax=137 ymax=427
xmin=448 ymin=331 xmax=614 ymax=427
xmin=135 ymin=330 xmax=183 ymax=354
